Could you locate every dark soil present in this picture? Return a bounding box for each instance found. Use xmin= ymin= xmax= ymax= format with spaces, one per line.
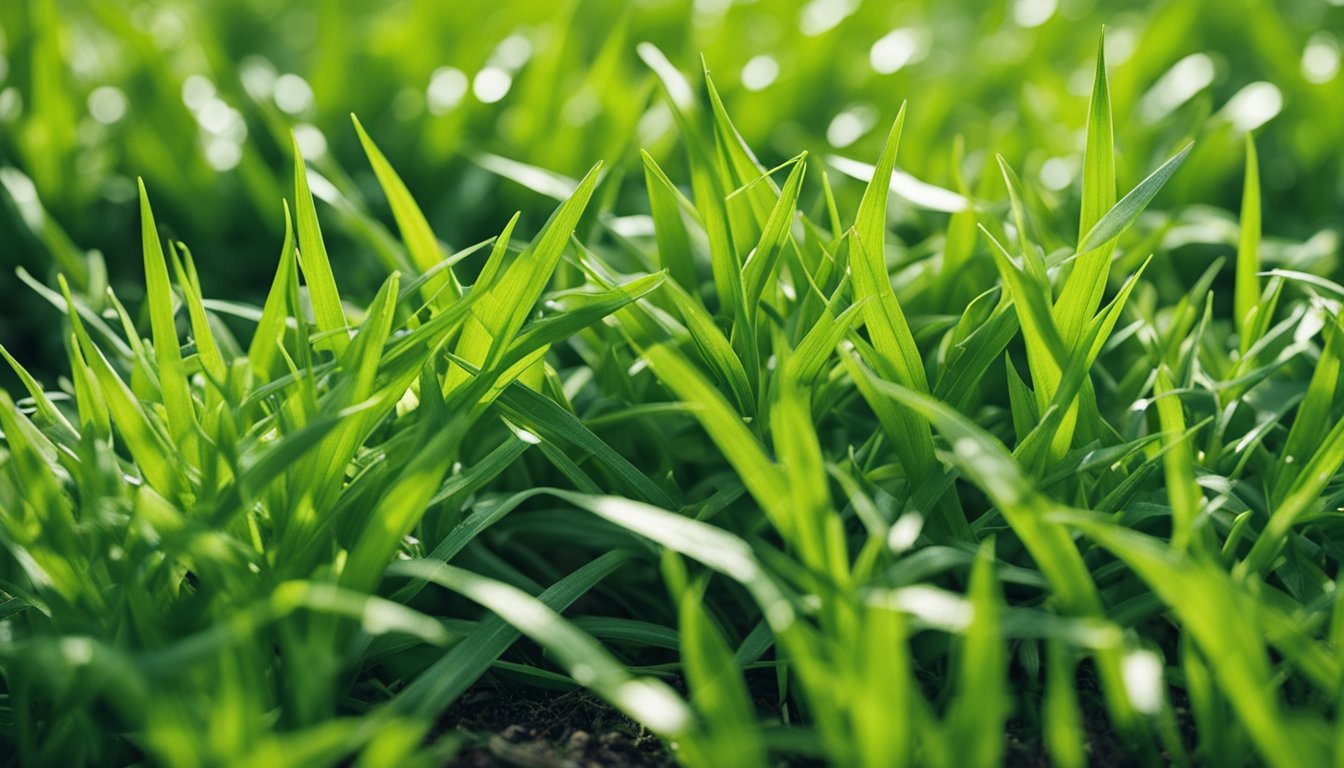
xmin=441 ymin=683 xmax=674 ymax=768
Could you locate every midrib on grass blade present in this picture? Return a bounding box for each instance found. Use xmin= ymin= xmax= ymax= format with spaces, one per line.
xmin=138 ymin=181 xmax=197 ymax=463
xmin=293 ymin=135 xmax=350 ymax=357
xmin=247 ymin=201 xmax=298 ymax=383
xmin=445 ymin=163 xmax=601 ymax=393
xmin=59 ymin=276 xmax=185 ymax=500
xmin=847 ymin=108 xmax=970 ymax=540
xmin=1235 ymin=134 xmax=1262 ymax=354
xmin=1053 ymin=33 xmax=1116 ymax=357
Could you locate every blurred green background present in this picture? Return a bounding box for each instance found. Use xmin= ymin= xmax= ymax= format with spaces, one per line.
xmin=1 ymin=0 xmax=1342 ymax=381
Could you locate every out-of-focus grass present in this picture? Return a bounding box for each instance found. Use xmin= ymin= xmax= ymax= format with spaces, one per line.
xmin=1 ymin=0 xmax=1341 ymax=377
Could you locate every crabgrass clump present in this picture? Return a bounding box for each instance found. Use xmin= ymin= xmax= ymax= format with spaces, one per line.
xmin=3 ymin=18 xmax=1344 ymax=768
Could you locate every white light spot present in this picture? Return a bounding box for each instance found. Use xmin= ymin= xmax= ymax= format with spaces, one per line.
xmin=870 ymin=29 xmax=922 ymax=74
xmin=513 ymin=427 xmax=542 ymax=445
xmin=362 ymin=601 xmax=401 ymax=634
xmin=1013 ymin=0 xmax=1057 ymax=27
xmin=274 ymin=74 xmax=315 ymax=115
xmin=62 ymin=637 xmax=95 ymax=665
xmin=799 ymin=0 xmax=859 ymax=37
xmin=608 ymin=214 xmax=655 ymax=238
xmin=1040 ymin=156 xmax=1077 ymax=190
xmin=204 ymin=138 xmax=242 ymax=171
xmin=1222 ymin=82 xmax=1283 ymax=132
xmin=741 ymin=54 xmax=779 ymax=91
xmin=613 ymin=680 xmax=692 ymax=734
xmin=1107 ymin=28 xmax=1139 ymax=66
xmin=473 ymin=67 xmax=513 ymax=104
xmin=0 ymin=87 xmax=21 ymax=121
xmin=1302 ymin=34 xmax=1340 ymax=84
xmin=181 ymin=75 xmax=216 ymax=111
xmin=1140 ymin=54 xmax=1215 ymax=122
xmin=953 ymin=437 xmax=982 ymax=460
xmin=492 ymin=34 xmax=533 ymax=71
xmin=427 ymin=67 xmax=469 ymax=114
xmin=887 ymin=511 xmax=924 ymax=554
xmin=293 ymin=123 xmax=327 ymax=158
xmin=826 ymin=104 xmax=877 ymax=148
xmin=1123 ymin=649 xmax=1165 ymax=715
xmin=196 ymin=98 xmax=237 ymax=136
xmin=240 ymin=56 xmax=278 ymax=100
xmin=149 ymin=7 xmax=185 ymax=45
xmin=890 ymin=586 xmax=973 ymax=630
xmin=88 ymin=86 xmax=127 ymax=124
xmin=571 ymin=663 xmax=597 ymax=685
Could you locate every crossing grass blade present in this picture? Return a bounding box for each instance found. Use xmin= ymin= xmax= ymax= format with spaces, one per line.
xmin=388 ymin=559 xmax=695 ymax=739
xmin=1076 ymin=142 xmax=1193 ymax=254
xmin=447 ymin=163 xmax=601 ymax=389
xmin=641 ymin=343 xmax=790 ymax=529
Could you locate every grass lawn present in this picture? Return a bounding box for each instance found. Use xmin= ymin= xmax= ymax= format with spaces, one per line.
xmin=1 ymin=1 xmax=1343 ymax=765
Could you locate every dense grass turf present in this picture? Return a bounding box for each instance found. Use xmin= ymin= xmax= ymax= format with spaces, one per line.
xmin=3 ymin=2 xmax=1344 ymax=766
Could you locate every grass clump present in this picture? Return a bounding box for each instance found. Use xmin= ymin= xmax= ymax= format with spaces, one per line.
xmin=2 ymin=16 xmax=1344 ymax=768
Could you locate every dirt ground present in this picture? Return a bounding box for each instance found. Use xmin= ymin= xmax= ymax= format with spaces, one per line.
xmin=441 ymin=684 xmax=675 ymax=768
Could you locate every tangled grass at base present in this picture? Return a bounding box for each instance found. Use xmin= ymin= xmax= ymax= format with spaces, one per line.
xmin=4 ymin=20 xmax=1344 ymax=768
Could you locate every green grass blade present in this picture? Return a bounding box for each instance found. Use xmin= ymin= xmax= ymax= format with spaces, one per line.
xmin=675 ymin=572 xmax=767 ymax=767
xmin=948 ymin=540 xmax=1008 ymax=768
xmin=741 ymin=154 xmax=806 ymax=316
xmin=1054 ymin=33 xmax=1116 ymax=353
xmin=851 ymin=105 xmax=928 ymax=393
xmin=138 ymin=181 xmax=196 ymax=457
xmin=1153 ymin=368 xmax=1201 ymax=552
xmin=247 ymin=201 xmax=298 ymax=381
xmin=1272 ymin=312 xmax=1344 ymax=500
xmin=352 ymin=114 xmax=461 ymax=305
xmin=642 ymin=343 xmax=789 ymax=531
xmin=169 ymin=242 xmax=227 ymax=384
xmin=388 ymin=550 xmax=635 ymax=718
xmin=1235 ymin=134 xmax=1262 ymax=352
xmin=1057 ymin=512 xmax=1323 ymax=768
xmin=59 ymin=276 xmax=183 ymax=499
xmin=389 ymin=559 xmax=693 ymax=738
xmin=449 ymin=163 xmax=601 ymax=387
xmin=292 ymin=134 xmax=349 ymax=356
xmin=642 ymin=150 xmax=699 ymax=292
xmin=1077 ymin=142 xmax=1193 ymax=254
xmin=662 ymin=280 xmax=756 ymax=413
